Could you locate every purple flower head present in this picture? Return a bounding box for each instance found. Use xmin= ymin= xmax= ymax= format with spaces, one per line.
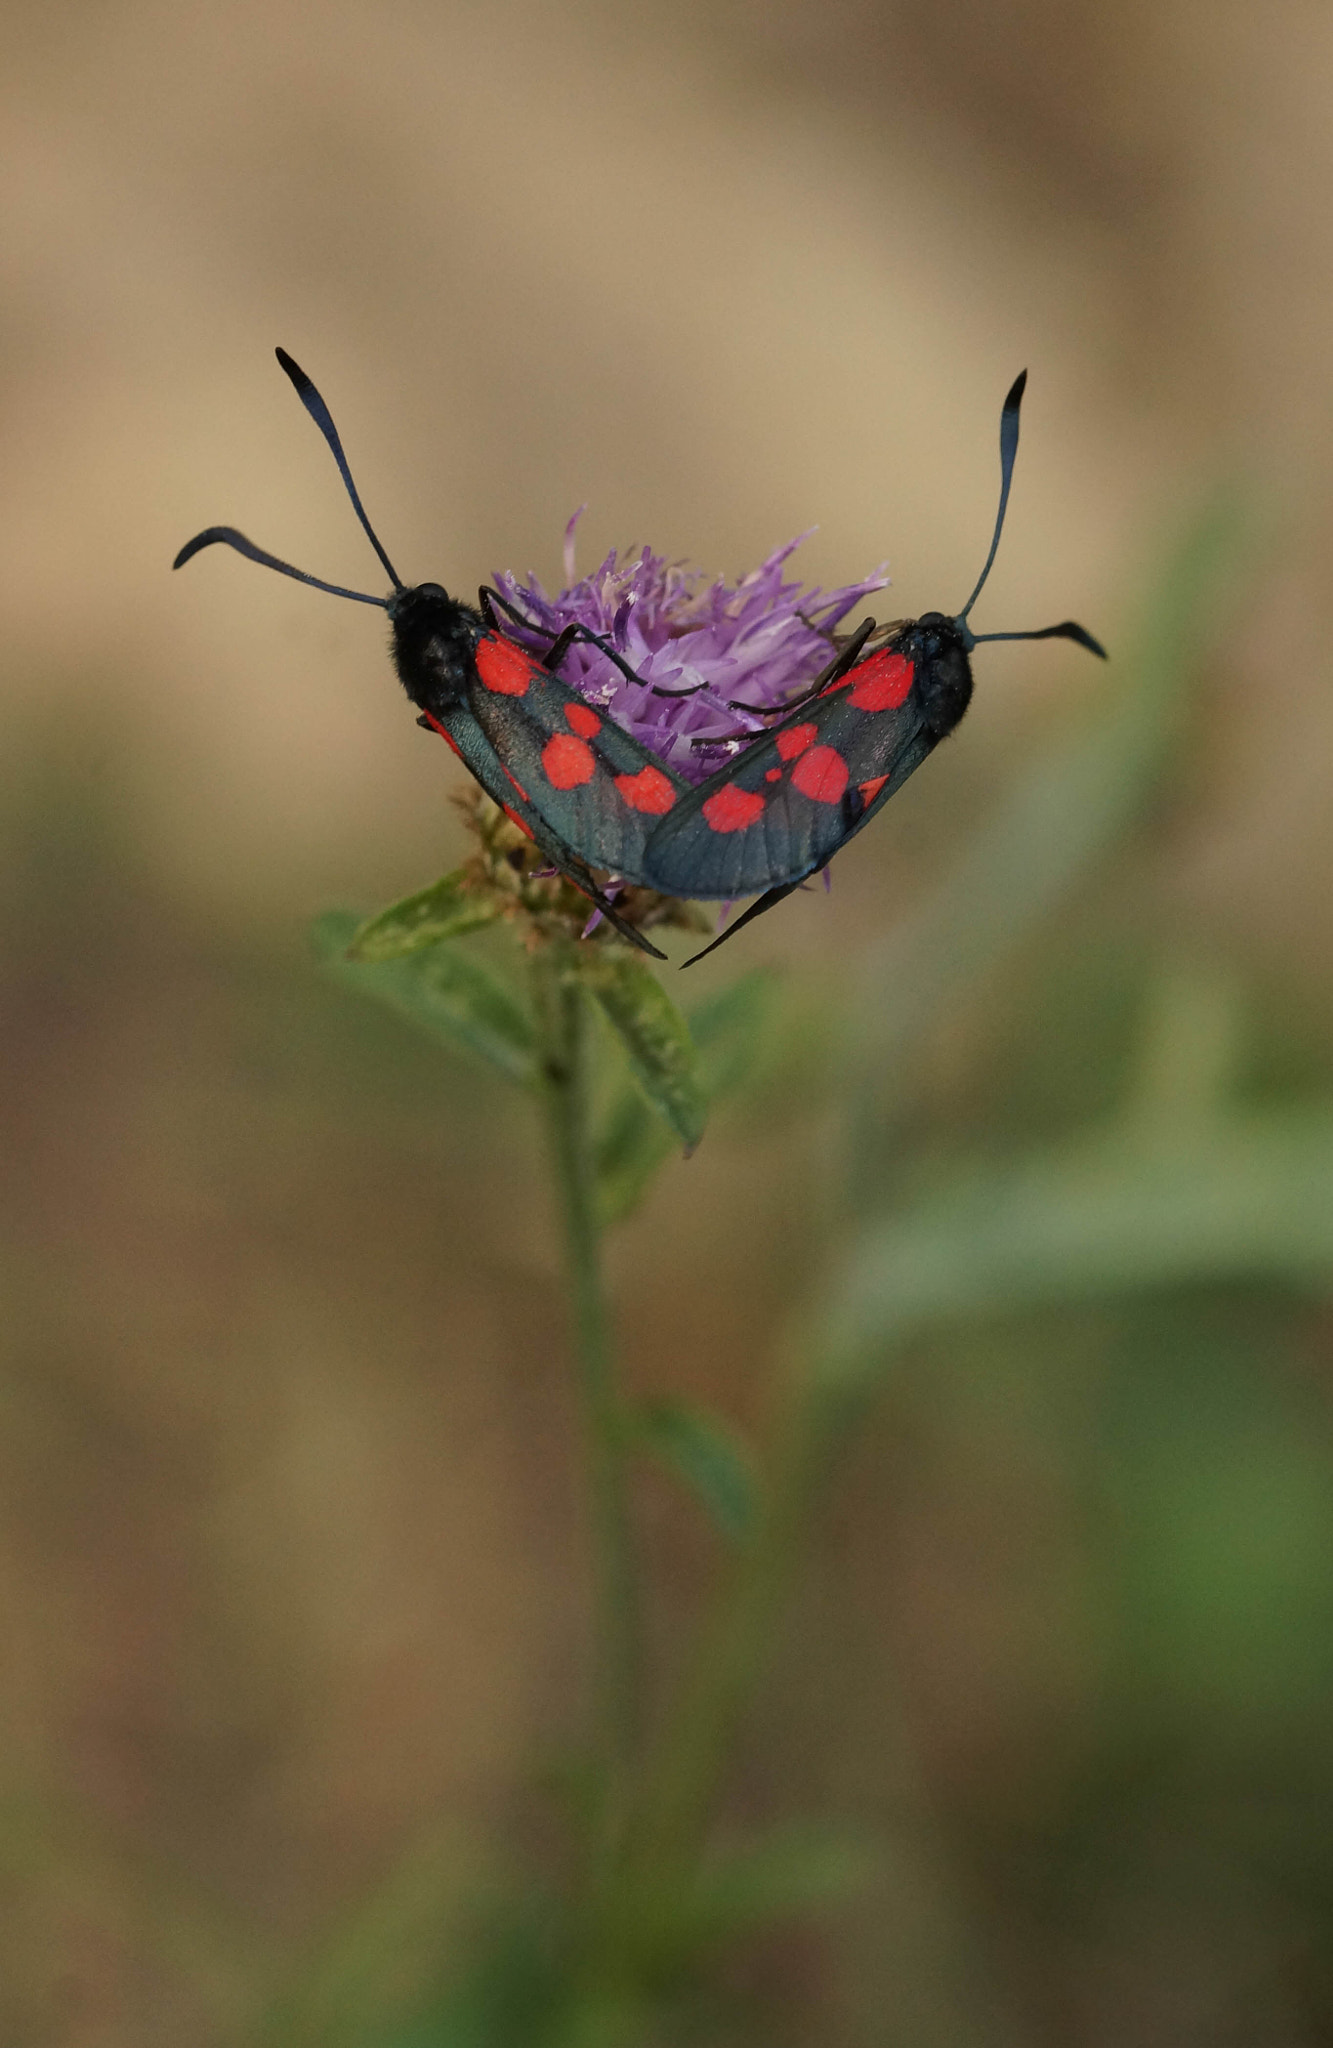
xmin=491 ymin=512 xmax=888 ymax=785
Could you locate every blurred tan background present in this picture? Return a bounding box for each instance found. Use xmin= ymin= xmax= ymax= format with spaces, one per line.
xmin=4 ymin=2 xmax=1333 ymax=2042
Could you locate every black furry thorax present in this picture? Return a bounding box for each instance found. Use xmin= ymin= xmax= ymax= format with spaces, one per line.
xmin=387 ymin=582 xmax=485 ymax=715
xmin=898 ymin=612 xmax=975 ymax=739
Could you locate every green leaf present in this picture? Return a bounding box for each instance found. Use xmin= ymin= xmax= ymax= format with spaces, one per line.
xmin=592 ymin=970 xmax=776 ymax=1227
xmin=581 ymin=953 xmax=706 ymax=1153
xmin=313 ymin=912 xmax=535 ymax=1086
xmin=347 ymin=870 xmax=500 ymax=960
xmin=812 ymin=1106 xmax=1333 ymax=1430
xmin=629 ymin=1399 xmax=756 ymax=1541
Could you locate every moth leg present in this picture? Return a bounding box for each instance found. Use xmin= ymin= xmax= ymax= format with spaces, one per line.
xmin=478 ymin=584 xmax=523 ymax=633
xmin=556 ymin=624 xmax=648 ymax=689
xmin=725 ymin=616 xmax=877 ymax=716
xmin=543 ymin=622 xmax=583 ymax=672
xmin=696 ymin=620 xmax=880 ymax=743
xmin=478 ymin=587 xmax=701 ymax=699
xmin=555 ymin=622 xmax=705 ymax=700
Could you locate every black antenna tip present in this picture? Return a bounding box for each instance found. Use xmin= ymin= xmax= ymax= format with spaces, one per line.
xmin=969 ymin=619 xmax=1109 ymax=659
xmin=275 ymin=346 xmax=312 ymax=396
xmin=1003 ymin=369 xmax=1028 ymax=417
xmin=1063 ymin=620 xmax=1108 ymax=660
xmin=173 ymin=527 xmax=224 ymax=571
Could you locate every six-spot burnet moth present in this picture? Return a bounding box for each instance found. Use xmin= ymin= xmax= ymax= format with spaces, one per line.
xmin=641 ymin=371 xmax=1107 ymax=964
xmin=173 ymin=349 xmax=700 ymax=959
xmin=174 ymin=358 xmax=1104 ymax=969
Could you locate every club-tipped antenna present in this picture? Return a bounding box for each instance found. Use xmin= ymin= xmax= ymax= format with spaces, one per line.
xmin=949 ymin=372 xmax=1107 ymax=661
xmin=969 ymin=619 xmax=1107 ymax=659
xmin=275 ymin=347 xmax=403 ymax=592
xmin=172 ymin=525 xmax=388 ymax=608
xmin=957 ymin=369 xmax=1027 ymax=623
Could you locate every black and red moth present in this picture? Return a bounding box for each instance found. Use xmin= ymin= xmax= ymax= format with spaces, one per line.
xmin=640 ymin=371 xmax=1107 ymax=963
xmin=173 ymin=350 xmax=691 ymax=959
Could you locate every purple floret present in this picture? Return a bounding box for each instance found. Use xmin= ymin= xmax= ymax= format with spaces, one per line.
xmin=491 ymin=512 xmax=887 ymax=785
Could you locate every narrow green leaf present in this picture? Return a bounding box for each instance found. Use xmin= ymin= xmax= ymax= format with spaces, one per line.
xmin=581 ymin=953 xmax=706 ymax=1152
xmin=592 ymin=970 xmax=777 ymax=1226
xmin=347 ymin=870 xmax=500 ymax=960
xmin=813 ymin=1106 xmax=1333 ymax=1426
xmin=313 ymin=911 xmax=535 ymax=1086
xmin=629 ymin=1398 xmax=756 ymax=1541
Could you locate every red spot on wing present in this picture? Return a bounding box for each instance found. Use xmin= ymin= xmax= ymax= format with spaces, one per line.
xmin=541 ymin=734 xmax=596 ymax=788
xmin=775 ymin=720 xmax=818 ymax=761
xmin=565 ymin=701 xmax=602 ymax=738
xmin=614 ymin=765 xmax=677 ymax=815
xmin=475 ymin=636 xmax=536 ymax=696
xmin=702 ymin=785 xmax=766 ymax=833
xmin=848 ymin=651 xmax=913 ymax=711
xmin=858 ymin=775 xmax=889 ymax=804
xmin=790 ymin=745 xmax=849 ymax=804
xmin=765 ymin=767 xmax=782 ymax=781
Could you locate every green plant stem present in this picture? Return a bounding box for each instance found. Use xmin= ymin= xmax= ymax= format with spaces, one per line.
xmin=622 ymin=1397 xmax=822 ymax=1894
xmin=532 ymin=944 xmax=641 ymax=1837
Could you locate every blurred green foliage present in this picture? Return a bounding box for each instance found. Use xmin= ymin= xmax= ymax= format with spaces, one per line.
xmin=4 ymin=494 xmax=1332 ymax=2044
xmin=243 ymin=494 xmax=1329 ymax=2043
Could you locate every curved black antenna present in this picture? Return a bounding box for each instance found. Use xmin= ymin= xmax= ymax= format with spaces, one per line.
xmin=957 ymin=369 xmax=1026 ymax=623
xmin=275 ymin=348 xmax=403 ymax=592
xmin=950 ymin=372 xmax=1107 ymax=661
xmin=971 ymin=619 xmax=1107 ymax=659
xmin=172 ymin=525 xmax=388 ymax=608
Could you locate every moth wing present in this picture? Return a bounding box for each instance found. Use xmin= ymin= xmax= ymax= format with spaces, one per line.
xmin=465 ymin=634 xmax=688 ymax=884
xmin=418 ymin=704 xmax=667 ymax=958
xmin=644 ymin=648 xmax=934 ymax=900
